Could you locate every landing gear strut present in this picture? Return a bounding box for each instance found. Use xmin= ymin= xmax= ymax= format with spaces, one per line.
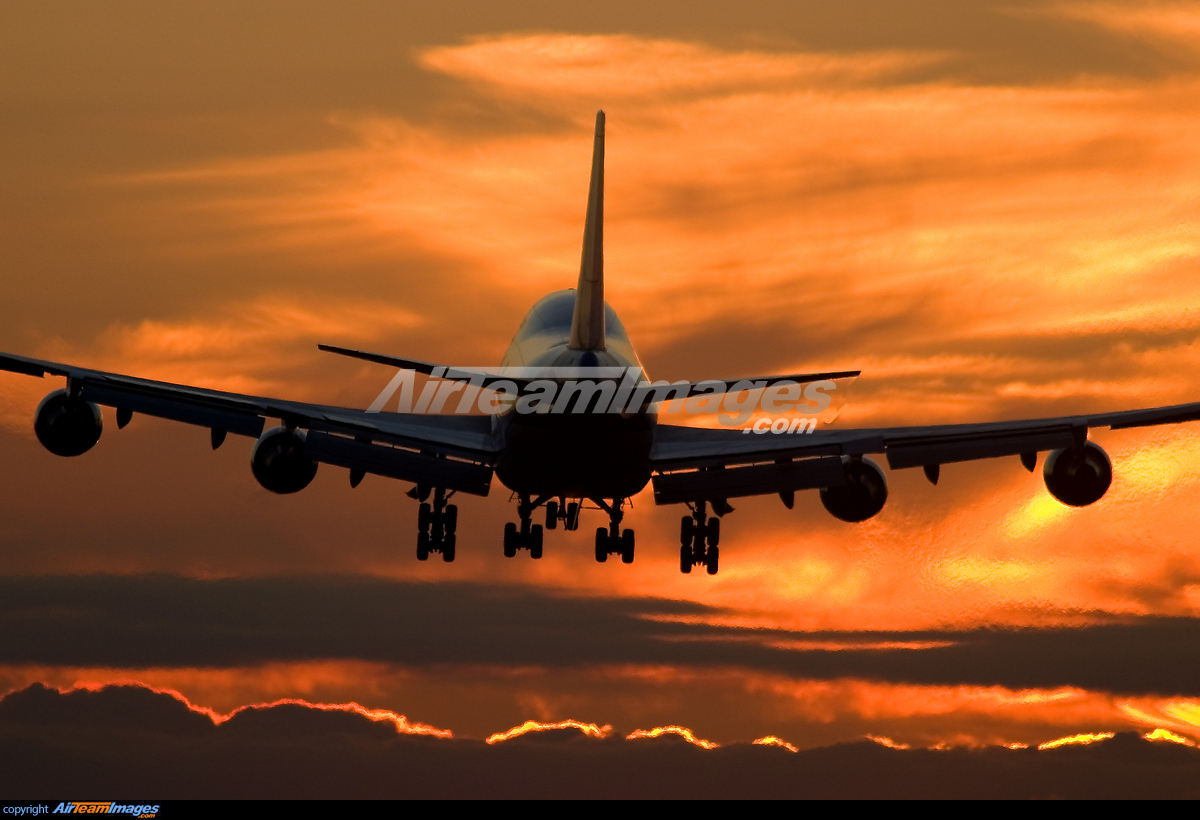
xmin=593 ymin=498 xmax=634 ymax=565
xmin=680 ymin=500 xmax=720 ymax=575
xmin=416 ymin=486 xmax=457 ymax=562
xmin=504 ymin=494 xmax=545 ymax=559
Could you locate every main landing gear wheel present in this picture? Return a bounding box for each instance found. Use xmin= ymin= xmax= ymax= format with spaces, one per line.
xmin=504 ymin=496 xmax=546 ymax=559
xmin=415 ymin=489 xmax=456 ymax=562
xmin=621 ymin=529 xmax=634 ymax=564
xmin=680 ymin=501 xmax=723 ymax=575
xmin=706 ymin=545 xmax=719 ymax=575
xmin=594 ymin=528 xmax=635 ymax=564
xmin=542 ymin=497 xmax=577 ymax=531
xmin=592 ymin=498 xmax=634 ymax=565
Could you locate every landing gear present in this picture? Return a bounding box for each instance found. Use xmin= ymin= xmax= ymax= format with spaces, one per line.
xmin=415 ymin=487 xmax=457 ymax=562
xmin=530 ymin=526 xmax=544 ymax=559
xmin=543 ymin=498 xmax=580 ymax=531
xmin=592 ymin=498 xmax=634 ymax=564
xmin=679 ymin=501 xmax=721 ymax=575
xmin=594 ymin=526 xmax=634 ymax=563
xmin=504 ymin=495 xmax=546 ymax=558
xmin=502 ymin=495 xmax=629 ymax=563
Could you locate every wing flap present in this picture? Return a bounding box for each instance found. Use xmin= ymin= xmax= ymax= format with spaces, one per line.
xmin=883 ymin=426 xmax=1078 ymax=470
xmin=81 ymin=383 xmax=266 ymax=439
xmin=0 ymin=353 xmax=57 ymax=378
xmin=308 ymin=411 xmax=495 ymax=460
xmin=652 ymin=456 xmax=846 ymax=504
xmin=304 ymin=432 xmax=493 ymax=496
xmin=650 ymin=425 xmax=844 ymax=469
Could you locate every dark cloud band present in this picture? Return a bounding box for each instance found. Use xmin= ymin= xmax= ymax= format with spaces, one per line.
xmin=2 ymin=575 xmax=1198 ymax=695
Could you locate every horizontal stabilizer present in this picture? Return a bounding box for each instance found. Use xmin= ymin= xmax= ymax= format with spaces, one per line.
xmin=321 ymin=345 xmax=858 ymax=397
xmin=684 ymin=371 xmax=860 ymax=391
xmin=318 ymin=344 xmax=523 ymax=389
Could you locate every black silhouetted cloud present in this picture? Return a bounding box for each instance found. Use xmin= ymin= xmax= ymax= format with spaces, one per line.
xmin=3 ymin=682 xmax=1199 ymax=799
xmin=3 ymin=575 xmax=1200 ymax=695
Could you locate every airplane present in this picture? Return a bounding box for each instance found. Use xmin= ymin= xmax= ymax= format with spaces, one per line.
xmin=4 ymin=110 xmax=1200 ymax=576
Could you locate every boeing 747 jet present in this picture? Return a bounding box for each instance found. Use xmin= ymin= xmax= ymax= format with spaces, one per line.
xmin=4 ymin=112 xmax=1199 ymax=574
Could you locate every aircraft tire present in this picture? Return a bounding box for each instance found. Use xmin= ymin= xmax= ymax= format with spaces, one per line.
xmin=621 ymin=529 xmax=634 ymax=564
xmin=680 ymin=544 xmax=692 ymax=574
xmin=444 ymin=505 xmax=458 ymax=535
xmin=706 ymin=546 xmax=719 ymax=576
xmin=530 ymin=525 xmax=544 ymax=559
xmin=595 ymin=527 xmax=609 ymax=563
xmin=680 ymin=515 xmax=694 ymax=546
xmin=418 ymin=503 xmax=431 ymax=533
xmin=706 ymin=517 xmax=720 ymax=548
xmin=417 ymin=532 xmax=429 ymax=561
xmin=503 ymin=522 xmax=518 ymax=558
xmin=545 ymin=501 xmax=558 ymax=530
xmin=442 ymin=533 xmax=456 ymax=562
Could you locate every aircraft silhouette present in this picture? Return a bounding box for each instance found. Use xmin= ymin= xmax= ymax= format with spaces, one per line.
xmin=4 ymin=111 xmax=1199 ymax=574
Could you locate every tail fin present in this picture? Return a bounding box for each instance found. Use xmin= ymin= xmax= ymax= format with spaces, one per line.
xmin=569 ymin=111 xmax=606 ymax=351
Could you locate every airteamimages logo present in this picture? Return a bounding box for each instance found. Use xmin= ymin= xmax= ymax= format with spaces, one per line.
xmin=48 ymin=805 xmax=159 ymax=817
xmin=367 ymin=366 xmax=844 ymax=432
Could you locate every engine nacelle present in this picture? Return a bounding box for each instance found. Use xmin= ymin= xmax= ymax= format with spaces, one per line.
xmin=34 ymin=389 xmax=103 ymax=457
xmin=251 ymin=426 xmax=318 ymax=494
xmin=1043 ymin=441 xmax=1111 ymax=507
xmin=820 ymin=456 xmax=888 ymax=522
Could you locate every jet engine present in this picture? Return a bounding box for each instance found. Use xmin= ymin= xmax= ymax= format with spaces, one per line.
xmin=251 ymin=426 xmax=318 ymax=494
xmin=34 ymin=388 xmax=103 ymax=457
xmin=1043 ymin=441 xmax=1111 ymax=507
xmin=820 ymin=456 xmax=888 ymax=522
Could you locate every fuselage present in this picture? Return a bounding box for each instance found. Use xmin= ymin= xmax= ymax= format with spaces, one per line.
xmin=492 ymin=289 xmax=654 ymax=500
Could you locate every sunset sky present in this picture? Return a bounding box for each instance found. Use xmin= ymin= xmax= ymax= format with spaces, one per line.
xmin=3 ymin=1 xmax=1200 ymax=781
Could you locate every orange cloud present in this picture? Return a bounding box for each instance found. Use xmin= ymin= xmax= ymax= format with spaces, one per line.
xmin=1037 ymin=731 xmax=1114 ymax=750
xmin=753 ymin=735 xmax=799 ymax=752
xmin=626 ymin=725 xmax=719 ymax=749
xmin=418 ymin=34 xmax=944 ymax=104
xmin=486 ymin=719 xmax=612 ymax=744
xmin=1054 ymin=2 xmax=1200 ymax=53
xmin=4 ymin=31 xmax=1200 ymax=635
xmin=65 ymin=678 xmax=451 ymax=737
xmin=5 ymin=664 xmax=1199 ymax=751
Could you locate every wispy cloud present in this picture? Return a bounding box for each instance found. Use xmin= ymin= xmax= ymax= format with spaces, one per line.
xmin=4 ymin=31 xmax=1200 ymax=633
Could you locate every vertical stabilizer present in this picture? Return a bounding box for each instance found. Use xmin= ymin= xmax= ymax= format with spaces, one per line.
xmin=569 ymin=111 xmax=606 ymax=351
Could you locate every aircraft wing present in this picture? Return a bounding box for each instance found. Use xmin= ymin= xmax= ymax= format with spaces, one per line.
xmin=648 ymin=402 xmax=1200 ymax=505
xmin=0 ymin=351 xmax=496 ymax=496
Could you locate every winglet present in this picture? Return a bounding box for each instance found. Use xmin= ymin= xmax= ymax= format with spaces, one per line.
xmin=569 ymin=111 xmax=606 ymax=351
